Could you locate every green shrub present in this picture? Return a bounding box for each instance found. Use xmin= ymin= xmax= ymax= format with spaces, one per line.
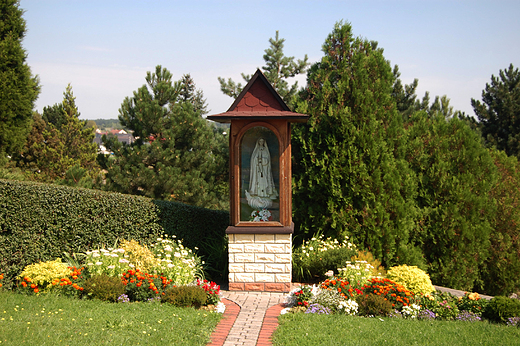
xmin=355 ymin=293 xmax=392 ymax=317
xmin=386 ymin=264 xmax=435 ymax=295
xmin=162 ymin=285 xmax=207 ymax=308
xmin=0 ymin=179 xmax=229 ymax=288
xmin=483 ymin=296 xmax=520 ymax=323
xmin=292 ymin=234 xmax=357 ymax=282
xmin=83 ymin=275 xmax=125 ymax=302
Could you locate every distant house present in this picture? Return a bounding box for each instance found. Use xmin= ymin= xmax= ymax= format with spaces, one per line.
xmin=94 ymin=128 xmax=135 ymax=147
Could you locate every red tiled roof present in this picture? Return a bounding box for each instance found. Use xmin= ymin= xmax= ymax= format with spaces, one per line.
xmin=208 ymin=69 xmax=308 ymax=123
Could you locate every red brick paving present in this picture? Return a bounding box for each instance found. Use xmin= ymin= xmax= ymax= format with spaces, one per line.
xmin=207 ymin=298 xmax=241 ymax=346
xmin=257 ymin=303 xmax=284 ymax=346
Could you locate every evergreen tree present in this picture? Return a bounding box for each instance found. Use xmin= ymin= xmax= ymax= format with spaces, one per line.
xmin=405 ymin=112 xmax=497 ymax=291
xmin=472 ymin=64 xmax=520 ymax=158
xmin=479 ymin=149 xmax=520 ymax=295
xmin=292 ymin=21 xmax=418 ymax=267
xmin=0 ymin=0 xmax=40 ymax=166
xmin=104 ymin=66 xmax=228 ymax=210
xmin=218 ymin=31 xmax=309 ymax=106
xmin=16 ymin=84 xmax=97 ymax=182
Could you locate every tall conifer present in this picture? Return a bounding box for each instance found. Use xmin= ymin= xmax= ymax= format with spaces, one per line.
xmin=0 ymin=0 xmax=39 ymax=166
xmin=292 ymin=22 xmax=417 ymax=266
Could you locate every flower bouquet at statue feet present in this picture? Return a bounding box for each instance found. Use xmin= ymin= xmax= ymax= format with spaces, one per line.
xmin=250 ymin=208 xmax=272 ymax=222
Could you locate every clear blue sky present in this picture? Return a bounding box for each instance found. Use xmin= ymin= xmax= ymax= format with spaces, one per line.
xmin=20 ymin=0 xmax=520 ymax=120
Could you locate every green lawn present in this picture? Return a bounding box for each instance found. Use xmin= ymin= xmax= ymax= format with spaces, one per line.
xmin=273 ymin=313 xmax=520 ymax=346
xmin=0 ymin=291 xmax=221 ymax=345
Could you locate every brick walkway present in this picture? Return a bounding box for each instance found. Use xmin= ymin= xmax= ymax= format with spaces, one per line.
xmin=207 ymin=291 xmax=286 ymax=346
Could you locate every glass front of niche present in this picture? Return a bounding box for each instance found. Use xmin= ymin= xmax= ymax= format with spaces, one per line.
xmin=240 ymin=126 xmax=280 ymax=222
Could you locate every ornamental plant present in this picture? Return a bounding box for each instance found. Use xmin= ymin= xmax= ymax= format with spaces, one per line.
xmin=305 ymin=303 xmax=331 ymax=315
xmin=196 ymin=279 xmax=220 ymax=305
xmin=386 ymin=264 xmax=435 ymax=295
xmin=293 ymin=234 xmax=357 ymax=282
xmin=121 ymin=269 xmax=174 ymax=302
xmin=18 ymin=259 xmax=85 ymax=295
xmin=0 ymin=273 xmax=3 ymax=289
xmin=457 ymin=292 xmax=488 ymax=316
xmin=362 ymin=277 xmax=415 ymax=311
xmin=151 ymin=235 xmax=202 ymax=285
xmin=321 ymin=277 xmax=362 ymax=300
xmin=84 ymin=248 xmax=130 ymax=278
xmin=312 ymin=289 xmax=346 ymax=313
xmin=350 ymin=251 xmax=386 ymax=277
xmin=120 ymin=239 xmax=159 ymax=273
xmin=418 ymin=291 xmax=459 ymax=320
xmin=337 ymin=260 xmax=374 ymax=289
xmin=337 ymin=299 xmax=359 ymax=315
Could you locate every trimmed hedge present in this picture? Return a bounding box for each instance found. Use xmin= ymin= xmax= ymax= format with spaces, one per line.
xmin=0 ymin=179 xmax=229 ymax=288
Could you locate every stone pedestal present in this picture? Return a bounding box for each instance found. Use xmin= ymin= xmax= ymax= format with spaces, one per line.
xmin=228 ymin=232 xmax=292 ymax=292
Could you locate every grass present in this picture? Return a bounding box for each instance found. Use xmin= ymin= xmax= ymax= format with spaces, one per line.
xmin=0 ymin=291 xmax=221 ymax=345
xmin=273 ymin=313 xmax=520 ymax=346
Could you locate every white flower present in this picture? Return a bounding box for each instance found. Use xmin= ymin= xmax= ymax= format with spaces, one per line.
xmin=119 ymin=258 xmax=129 ymax=263
xmin=95 ymin=262 xmax=103 ymax=266
xmin=107 ymin=265 xmax=115 ymax=269
xmin=280 ymin=308 xmax=291 ymax=315
xmin=92 ymin=253 xmax=100 ymax=258
xmin=215 ymin=302 xmax=226 ymax=314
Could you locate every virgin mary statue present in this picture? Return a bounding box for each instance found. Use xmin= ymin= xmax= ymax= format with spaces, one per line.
xmin=248 ymin=138 xmax=278 ymax=201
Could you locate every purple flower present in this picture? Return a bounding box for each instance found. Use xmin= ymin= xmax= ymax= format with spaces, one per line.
xmin=305 ymin=303 xmax=331 ymax=315
xmin=507 ymin=316 xmax=520 ymax=327
xmin=456 ymin=310 xmax=481 ymax=322
xmin=418 ymin=309 xmax=436 ymax=321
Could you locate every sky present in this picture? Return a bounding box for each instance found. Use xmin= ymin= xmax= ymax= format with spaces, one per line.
xmin=20 ymin=0 xmax=520 ymax=120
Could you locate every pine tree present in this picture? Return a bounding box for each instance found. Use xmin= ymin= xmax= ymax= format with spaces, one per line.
xmin=0 ymin=0 xmax=40 ymax=166
xmin=292 ymin=21 xmax=418 ymax=267
xmin=472 ymin=64 xmax=520 ymax=158
xmin=218 ymin=31 xmax=309 ymax=106
xmin=105 ymin=66 xmax=228 ymax=209
xmin=15 ymin=84 xmax=97 ymax=181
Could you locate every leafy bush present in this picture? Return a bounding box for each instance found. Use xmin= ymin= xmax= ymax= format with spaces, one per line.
xmin=162 ymin=285 xmax=207 ymax=308
xmin=83 ymin=275 xmax=125 ymax=302
xmin=362 ymin=277 xmax=415 ymax=311
xmin=457 ymin=292 xmax=488 ymax=316
xmin=292 ymin=234 xmax=357 ymax=282
xmin=483 ymin=296 xmax=520 ymax=323
xmin=350 ymin=251 xmax=386 ymax=277
xmin=0 ymin=180 xmax=229 ymax=288
xmin=355 ymin=293 xmax=393 ymax=317
xmin=120 ymin=240 xmax=159 ymax=273
xmin=18 ymin=259 xmax=85 ymax=296
xmin=386 ymin=264 xmax=435 ymax=295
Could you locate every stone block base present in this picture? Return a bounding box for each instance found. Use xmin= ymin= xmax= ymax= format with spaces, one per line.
xmin=229 ymin=282 xmax=291 ymax=292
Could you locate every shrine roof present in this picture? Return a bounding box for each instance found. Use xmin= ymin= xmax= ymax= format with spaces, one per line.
xmin=207 ymin=69 xmax=308 ymax=123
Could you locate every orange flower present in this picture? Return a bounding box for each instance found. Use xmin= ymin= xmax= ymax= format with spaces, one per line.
xmin=34 ymin=288 xmax=39 ymax=293
xmin=30 ymin=284 xmax=37 ymax=289
xmin=21 ymin=281 xmax=27 ymax=287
